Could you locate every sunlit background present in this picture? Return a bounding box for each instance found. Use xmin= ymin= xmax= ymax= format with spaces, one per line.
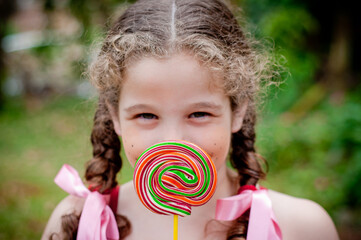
xmin=0 ymin=0 xmax=360 ymax=239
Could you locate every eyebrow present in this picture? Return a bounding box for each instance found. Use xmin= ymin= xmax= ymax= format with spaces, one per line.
xmin=124 ymin=104 xmax=153 ymax=113
xmin=124 ymin=102 xmax=223 ymax=113
xmin=189 ymin=102 xmax=223 ymax=111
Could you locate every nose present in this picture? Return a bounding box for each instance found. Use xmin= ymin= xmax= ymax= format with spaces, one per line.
xmin=159 ymin=121 xmax=185 ymax=141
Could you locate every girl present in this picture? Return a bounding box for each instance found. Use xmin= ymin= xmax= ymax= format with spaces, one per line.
xmin=42 ymin=0 xmax=339 ymax=239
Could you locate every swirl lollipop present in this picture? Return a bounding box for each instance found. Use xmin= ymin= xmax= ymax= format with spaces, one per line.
xmin=133 ymin=140 xmax=217 ymax=219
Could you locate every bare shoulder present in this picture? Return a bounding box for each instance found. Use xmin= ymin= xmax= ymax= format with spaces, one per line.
xmin=41 ymin=195 xmax=85 ymax=240
xmin=268 ymin=190 xmax=339 ymax=240
xmin=118 ymin=180 xmax=144 ymax=215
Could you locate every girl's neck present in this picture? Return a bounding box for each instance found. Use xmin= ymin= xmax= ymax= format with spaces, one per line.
xmin=188 ymin=165 xmax=238 ymax=218
xmin=213 ymin=164 xmax=239 ymax=199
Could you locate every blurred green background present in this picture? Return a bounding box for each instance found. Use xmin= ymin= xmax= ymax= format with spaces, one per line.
xmin=0 ymin=0 xmax=360 ymax=239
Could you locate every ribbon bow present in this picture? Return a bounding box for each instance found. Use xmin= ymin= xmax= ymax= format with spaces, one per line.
xmin=54 ymin=164 xmax=119 ymax=240
xmin=215 ymin=185 xmax=282 ymax=240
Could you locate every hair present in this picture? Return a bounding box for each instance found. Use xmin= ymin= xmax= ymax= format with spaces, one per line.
xmin=57 ymin=0 xmax=272 ymax=239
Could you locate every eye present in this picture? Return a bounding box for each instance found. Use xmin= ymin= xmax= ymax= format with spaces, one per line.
xmin=189 ymin=112 xmax=211 ymax=118
xmin=136 ymin=113 xmax=158 ymax=120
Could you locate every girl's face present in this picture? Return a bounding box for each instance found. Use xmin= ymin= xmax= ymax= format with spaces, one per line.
xmin=114 ymin=53 xmax=246 ymax=170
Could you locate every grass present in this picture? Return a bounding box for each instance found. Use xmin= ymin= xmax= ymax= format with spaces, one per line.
xmin=0 ymin=96 xmax=133 ymax=239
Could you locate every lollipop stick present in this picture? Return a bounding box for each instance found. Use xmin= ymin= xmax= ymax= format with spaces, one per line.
xmin=173 ymin=215 xmax=178 ymax=240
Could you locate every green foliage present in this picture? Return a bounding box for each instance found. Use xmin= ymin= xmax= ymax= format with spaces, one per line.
xmin=258 ymin=88 xmax=361 ymax=218
xmin=255 ymin=4 xmax=320 ymax=113
xmin=259 ymin=7 xmax=318 ymax=49
xmin=240 ymin=0 xmax=361 ymax=226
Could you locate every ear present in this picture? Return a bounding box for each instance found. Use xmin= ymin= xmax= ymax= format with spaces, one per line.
xmin=231 ymin=99 xmax=248 ymax=133
xmin=106 ymin=101 xmax=121 ymax=136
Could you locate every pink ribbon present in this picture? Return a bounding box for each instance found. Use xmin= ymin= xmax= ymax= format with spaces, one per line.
xmin=54 ymin=164 xmax=119 ymax=240
xmin=215 ymin=186 xmax=282 ymax=240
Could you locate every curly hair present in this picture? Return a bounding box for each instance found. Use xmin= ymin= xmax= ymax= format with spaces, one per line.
xmin=57 ymin=0 xmax=274 ymax=239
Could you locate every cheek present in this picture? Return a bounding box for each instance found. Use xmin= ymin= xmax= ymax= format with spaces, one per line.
xmin=211 ymin=139 xmax=231 ymax=170
xmin=192 ymin=130 xmax=231 ymax=170
xmin=121 ymin=134 xmax=144 ymax=167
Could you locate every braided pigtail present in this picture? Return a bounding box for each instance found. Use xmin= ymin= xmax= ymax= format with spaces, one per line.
xmin=86 ymin=95 xmax=131 ymax=239
xmin=49 ymin=213 xmax=79 ymax=240
xmin=230 ymin=105 xmax=265 ymax=186
xmin=86 ymin=95 xmax=122 ymax=192
xmin=226 ymin=105 xmax=266 ymax=240
xmin=52 ymin=95 xmax=131 ymax=240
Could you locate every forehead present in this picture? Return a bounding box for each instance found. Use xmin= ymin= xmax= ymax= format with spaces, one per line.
xmin=122 ymin=52 xmax=224 ymax=91
xmin=118 ymin=53 xmax=229 ymax=107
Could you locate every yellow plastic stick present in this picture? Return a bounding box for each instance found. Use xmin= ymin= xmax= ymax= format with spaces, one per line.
xmin=173 ymin=215 xmax=178 ymax=240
